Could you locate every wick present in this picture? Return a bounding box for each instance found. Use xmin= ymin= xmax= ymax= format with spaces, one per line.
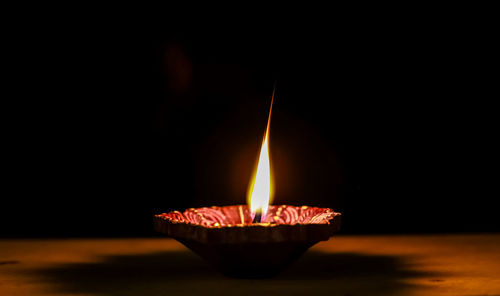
xmin=252 ymin=210 xmax=262 ymax=223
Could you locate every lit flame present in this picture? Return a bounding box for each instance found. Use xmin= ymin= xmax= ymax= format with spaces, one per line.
xmin=247 ymin=90 xmax=275 ymax=221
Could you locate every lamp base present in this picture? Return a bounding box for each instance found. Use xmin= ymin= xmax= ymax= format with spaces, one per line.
xmin=154 ymin=205 xmax=341 ymax=277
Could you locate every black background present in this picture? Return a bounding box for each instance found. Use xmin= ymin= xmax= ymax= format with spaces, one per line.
xmin=2 ymin=19 xmax=498 ymax=237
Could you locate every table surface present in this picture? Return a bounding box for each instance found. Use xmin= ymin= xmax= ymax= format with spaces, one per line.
xmin=1 ymin=234 xmax=499 ymax=296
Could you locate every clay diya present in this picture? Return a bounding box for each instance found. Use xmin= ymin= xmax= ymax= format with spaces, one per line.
xmin=154 ymin=91 xmax=341 ymax=277
xmin=154 ymin=205 xmax=341 ymax=277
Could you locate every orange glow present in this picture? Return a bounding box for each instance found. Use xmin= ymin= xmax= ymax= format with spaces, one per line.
xmin=247 ymin=90 xmax=275 ymax=220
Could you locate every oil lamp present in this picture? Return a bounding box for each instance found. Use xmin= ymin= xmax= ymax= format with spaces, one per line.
xmin=154 ymin=90 xmax=341 ymax=277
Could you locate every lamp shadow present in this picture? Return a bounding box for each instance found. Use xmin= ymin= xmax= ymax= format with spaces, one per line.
xmin=30 ymin=250 xmax=438 ymax=296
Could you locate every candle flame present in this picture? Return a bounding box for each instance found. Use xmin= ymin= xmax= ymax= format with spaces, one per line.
xmin=247 ymin=89 xmax=275 ymax=221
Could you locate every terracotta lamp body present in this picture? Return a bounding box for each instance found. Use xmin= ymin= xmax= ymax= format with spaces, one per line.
xmin=154 ymin=205 xmax=341 ymax=277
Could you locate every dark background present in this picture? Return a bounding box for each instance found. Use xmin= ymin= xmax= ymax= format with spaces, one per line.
xmin=2 ymin=21 xmax=498 ymax=237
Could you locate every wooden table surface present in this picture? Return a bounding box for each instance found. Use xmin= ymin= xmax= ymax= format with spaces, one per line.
xmin=1 ymin=234 xmax=499 ymax=296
